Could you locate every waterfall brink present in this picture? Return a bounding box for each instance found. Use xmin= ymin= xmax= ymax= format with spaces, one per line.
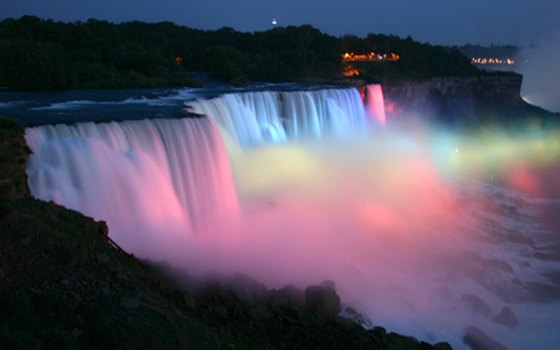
xmin=187 ymin=87 xmax=372 ymax=146
xmin=25 ymin=118 xmax=238 ymax=255
xmin=366 ymin=84 xmax=387 ymax=125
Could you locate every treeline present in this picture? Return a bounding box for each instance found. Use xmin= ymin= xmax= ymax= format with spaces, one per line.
xmin=341 ymin=34 xmax=479 ymax=82
xmin=458 ymin=44 xmax=520 ymax=59
xmin=0 ymin=16 xmax=478 ymax=90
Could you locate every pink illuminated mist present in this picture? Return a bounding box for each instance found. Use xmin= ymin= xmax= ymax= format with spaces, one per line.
xmin=25 ymin=86 xmax=560 ymax=350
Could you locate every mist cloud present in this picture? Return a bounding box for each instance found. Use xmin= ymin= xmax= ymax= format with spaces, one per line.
xmin=520 ymin=32 xmax=560 ymax=113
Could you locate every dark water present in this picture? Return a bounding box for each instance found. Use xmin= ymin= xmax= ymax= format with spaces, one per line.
xmin=0 ymin=80 xmax=328 ymax=127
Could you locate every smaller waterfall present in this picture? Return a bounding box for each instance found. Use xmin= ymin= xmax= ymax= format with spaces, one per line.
xmin=187 ymin=87 xmax=373 ymax=146
xmin=366 ymin=84 xmax=387 ymax=125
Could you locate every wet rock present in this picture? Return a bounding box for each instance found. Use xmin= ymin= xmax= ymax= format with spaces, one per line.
xmin=493 ymin=306 xmax=518 ymax=329
xmin=386 ymin=332 xmax=420 ymax=350
xmin=342 ymin=306 xmax=373 ymax=328
xmin=461 ymin=294 xmax=492 ymax=317
xmin=270 ymin=285 xmax=304 ymax=309
xmin=433 ymin=342 xmax=454 ymax=350
xmin=305 ymin=283 xmax=341 ymax=317
xmin=420 ymin=341 xmax=435 ymax=349
xmin=98 ymin=221 xmax=109 ymax=236
xmin=228 ymin=273 xmax=267 ymax=301
xmin=371 ymin=326 xmax=387 ymax=338
xmin=464 ymin=326 xmax=507 ymax=350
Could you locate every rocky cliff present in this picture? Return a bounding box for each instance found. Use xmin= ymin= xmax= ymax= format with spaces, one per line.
xmin=381 ymin=72 xmax=555 ymax=126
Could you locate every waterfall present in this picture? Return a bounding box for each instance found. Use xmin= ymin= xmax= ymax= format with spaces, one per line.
xmin=20 ymin=83 xmax=560 ymax=350
xmin=187 ymin=87 xmax=375 ymax=146
xmin=25 ymin=118 xmax=238 ymax=254
xmin=366 ymin=84 xmax=387 ymax=125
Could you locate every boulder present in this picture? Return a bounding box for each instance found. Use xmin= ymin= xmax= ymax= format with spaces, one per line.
xmin=420 ymin=341 xmax=435 ymax=349
xmin=305 ymin=282 xmax=341 ymax=317
xmin=386 ymin=332 xmax=420 ymax=350
xmin=270 ymin=284 xmax=305 ymax=309
xmin=493 ymin=306 xmax=518 ymax=329
xmin=433 ymin=342 xmax=454 ymax=350
xmin=460 ymin=294 xmax=492 ymax=317
xmin=228 ymin=273 xmax=268 ymax=302
xmin=342 ymin=306 xmax=373 ymax=328
xmin=463 ymin=327 xmax=507 ymax=350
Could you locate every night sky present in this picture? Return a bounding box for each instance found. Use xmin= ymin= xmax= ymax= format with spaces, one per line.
xmin=2 ymin=0 xmax=559 ymax=45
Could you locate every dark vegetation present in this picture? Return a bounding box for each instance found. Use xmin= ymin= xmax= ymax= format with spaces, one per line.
xmin=0 ymin=16 xmax=478 ymax=89
xmin=0 ymin=117 xmax=455 ymax=349
xmin=341 ymin=34 xmax=478 ymax=82
xmin=458 ymin=44 xmax=520 ymax=59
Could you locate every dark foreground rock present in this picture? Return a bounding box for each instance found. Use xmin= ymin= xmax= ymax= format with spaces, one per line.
xmin=0 ymin=118 xmax=454 ymax=349
xmin=493 ymin=306 xmax=518 ymax=329
xmin=464 ymin=327 xmax=508 ymax=350
xmin=305 ymin=281 xmax=342 ymax=316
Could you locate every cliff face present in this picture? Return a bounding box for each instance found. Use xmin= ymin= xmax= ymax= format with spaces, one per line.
xmin=381 ymin=72 xmax=541 ymax=125
xmin=0 ymin=119 xmax=30 ymax=200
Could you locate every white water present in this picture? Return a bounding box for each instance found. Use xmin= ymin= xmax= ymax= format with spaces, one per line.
xmin=25 ymin=86 xmax=560 ymax=349
xmin=367 ymin=84 xmax=387 ymax=125
xmin=187 ymin=87 xmax=373 ymax=146
xmin=25 ymin=118 xmax=238 ymax=257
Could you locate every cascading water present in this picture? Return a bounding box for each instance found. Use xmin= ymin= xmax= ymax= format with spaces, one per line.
xmin=367 ymin=84 xmax=387 ymax=125
xmin=24 ymin=85 xmax=560 ymax=350
xmin=25 ymin=117 xmax=238 ymax=256
xmin=187 ymin=87 xmax=374 ymax=146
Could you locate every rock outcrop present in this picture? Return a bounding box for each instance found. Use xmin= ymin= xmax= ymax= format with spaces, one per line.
xmin=381 ymin=72 xmax=556 ymax=126
xmin=305 ymin=281 xmax=342 ymax=317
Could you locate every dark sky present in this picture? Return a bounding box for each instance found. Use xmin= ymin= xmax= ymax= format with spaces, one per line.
xmin=2 ymin=0 xmax=559 ymax=45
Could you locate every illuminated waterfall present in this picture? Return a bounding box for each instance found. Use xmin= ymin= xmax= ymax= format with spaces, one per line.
xmin=25 ymin=118 xmax=238 ymax=254
xmin=366 ymin=84 xmax=387 ymax=125
xmin=22 ymin=84 xmax=560 ymax=349
xmin=187 ymin=87 xmax=373 ymax=146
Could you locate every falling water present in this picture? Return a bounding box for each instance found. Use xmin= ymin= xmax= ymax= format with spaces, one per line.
xmin=25 ymin=117 xmax=238 ymax=256
xmin=367 ymin=84 xmax=387 ymax=125
xmin=187 ymin=87 xmax=374 ymax=146
xmin=24 ymin=85 xmax=560 ymax=349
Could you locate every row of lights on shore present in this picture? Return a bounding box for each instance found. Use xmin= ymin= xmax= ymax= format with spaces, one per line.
xmin=471 ymin=57 xmax=516 ymax=65
xmin=342 ymin=52 xmax=400 ymax=62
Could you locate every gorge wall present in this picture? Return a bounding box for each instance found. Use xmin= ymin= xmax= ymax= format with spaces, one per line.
xmin=380 ymin=72 xmax=552 ymax=126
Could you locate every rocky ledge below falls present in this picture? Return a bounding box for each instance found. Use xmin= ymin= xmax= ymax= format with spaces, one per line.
xmin=0 ymin=117 xmax=459 ymax=349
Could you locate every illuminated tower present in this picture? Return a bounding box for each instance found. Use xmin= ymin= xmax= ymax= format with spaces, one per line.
xmin=272 ymin=17 xmax=278 ymax=26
